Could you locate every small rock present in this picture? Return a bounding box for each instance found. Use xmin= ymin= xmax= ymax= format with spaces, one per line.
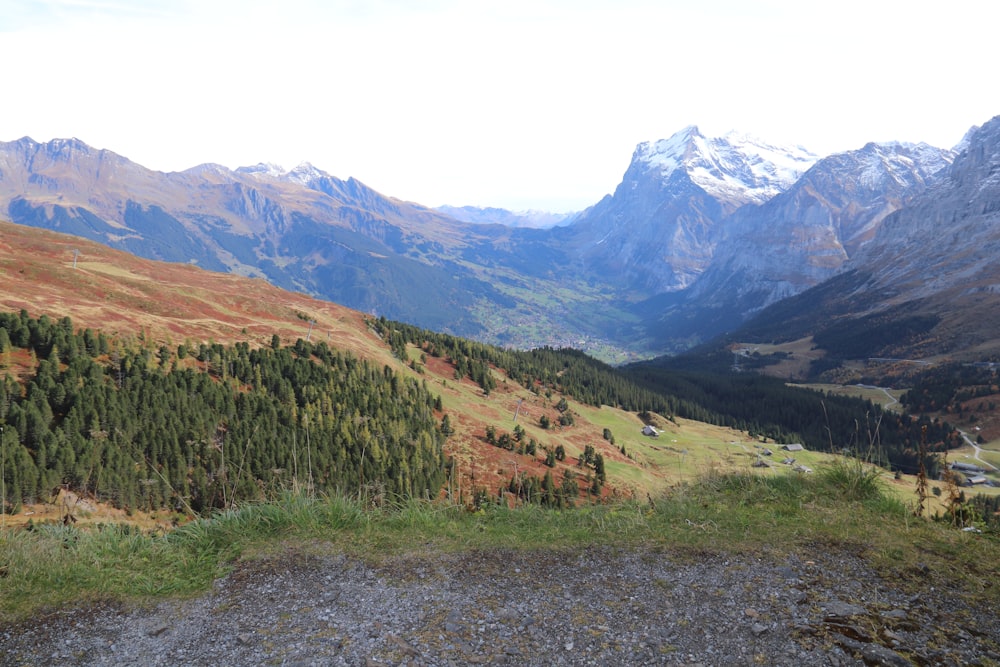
xmin=387 ymin=634 xmax=419 ymax=657
xmin=823 ymin=600 xmax=867 ymax=620
xmin=835 ymin=635 xmax=911 ymax=667
xmin=882 ymin=608 xmax=908 ymax=621
xmin=148 ymin=624 xmax=170 ymax=637
xmin=751 ymin=623 xmax=769 ymax=636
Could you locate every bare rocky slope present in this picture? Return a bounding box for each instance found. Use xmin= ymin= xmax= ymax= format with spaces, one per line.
xmin=2 ymin=544 xmax=996 ymax=666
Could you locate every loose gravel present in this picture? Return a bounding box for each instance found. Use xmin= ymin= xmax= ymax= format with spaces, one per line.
xmin=2 ymin=545 xmax=997 ymax=666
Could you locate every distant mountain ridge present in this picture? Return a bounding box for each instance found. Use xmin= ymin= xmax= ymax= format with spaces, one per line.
xmin=2 ymin=117 xmax=996 ymax=365
xmin=434 ymin=205 xmax=577 ymax=229
xmin=0 ymin=136 xmax=518 ymax=337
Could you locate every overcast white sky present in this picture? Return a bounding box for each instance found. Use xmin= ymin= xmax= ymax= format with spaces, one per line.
xmin=1 ymin=0 xmax=996 ymax=211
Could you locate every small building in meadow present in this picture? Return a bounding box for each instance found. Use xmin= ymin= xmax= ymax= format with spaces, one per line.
xmin=642 ymin=425 xmax=660 ymax=437
xmin=782 ymin=443 xmax=804 ymax=452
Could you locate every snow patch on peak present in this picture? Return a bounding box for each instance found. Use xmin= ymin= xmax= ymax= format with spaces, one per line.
xmin=286 ymin=161 xmax=326 ymax=185
xmin=236 ymin=161 xmax=330 ymax=185
xmin=635 ymin=125 xmax=704 ymax=177
xmin=847 ymin=141 xmax=954 ymax=190
xmin=635 ymin=126 xmax=819 ymax=205
xmin=235 ymin=162 xmax=287 ymax=179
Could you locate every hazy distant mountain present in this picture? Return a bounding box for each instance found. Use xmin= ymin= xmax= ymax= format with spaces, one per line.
xmin=0 ymin=137 xmax=516 ymax=337
xmin=435 ymin=205 xmax=578 ymax=229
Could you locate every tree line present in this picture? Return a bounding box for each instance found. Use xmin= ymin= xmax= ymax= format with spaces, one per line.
xmin=372 ymin=317 xmax=677 ymax=413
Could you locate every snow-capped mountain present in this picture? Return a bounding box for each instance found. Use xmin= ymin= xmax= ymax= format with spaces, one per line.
xmin=236 ymin=161 xmax=329 ymax=187
xmin=626 ymin=140 xmax=954 ymax=348
xmin=635 ymin=125 xmax=819 ymax=206
xmin=690 ymin=141 xmax=955 ymax=309
xmin=563 ymin=126 xmax=818 ymax=293
xmin=234 ymin=162 xmax=289 ymax=179
xmin=849 ymin=116 xmax=1000 ymax=302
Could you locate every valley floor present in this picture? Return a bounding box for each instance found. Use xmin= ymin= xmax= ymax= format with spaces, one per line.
xmin=2 ymin=542 xmax=995 ymax=666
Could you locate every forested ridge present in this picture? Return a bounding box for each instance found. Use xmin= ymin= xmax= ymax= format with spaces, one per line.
xmin=0 ymin=310 xmax=447 ymax=515
xmin=372 ymin=317 xmax=680 ymax=413
xmin=899 ymin=362 xmax=999 ymax=415
xmin=374 ymin=317 xmax=958 ymax=476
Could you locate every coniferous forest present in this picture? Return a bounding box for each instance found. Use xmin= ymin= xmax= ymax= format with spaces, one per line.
xmin=0 ymin=310 xmax=447 ymax=515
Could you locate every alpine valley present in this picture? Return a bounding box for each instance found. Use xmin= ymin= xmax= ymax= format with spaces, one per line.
xmin=2 ymin=114 xmax=1000 ymax=372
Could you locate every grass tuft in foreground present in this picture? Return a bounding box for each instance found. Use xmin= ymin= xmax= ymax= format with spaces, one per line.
xmin=1 ymin=466 xmax=997 ymax=621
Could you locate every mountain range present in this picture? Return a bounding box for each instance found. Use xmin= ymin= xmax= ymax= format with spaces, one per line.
xmin=2 ymin=114 xmax=999 ymax=370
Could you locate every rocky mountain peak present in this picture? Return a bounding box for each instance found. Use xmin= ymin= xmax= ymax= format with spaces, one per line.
xmin=633 ymin=126 xmax=818 ymax=206
xmin=847 ymin=141 xmax=954 ymax=190
xmin=286 ymin=161 xmax=326 ymax=186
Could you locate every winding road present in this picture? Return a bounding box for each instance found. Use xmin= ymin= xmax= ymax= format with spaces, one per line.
xmin=957 ymin=429 xmax=999 ymax=472
xmin=855 ymin=384 xmax=899 ymax=409
xmin=856 ymin=384 xmax=999 ymax=474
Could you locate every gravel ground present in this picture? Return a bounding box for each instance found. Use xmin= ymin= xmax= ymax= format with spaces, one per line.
xmin=1 ymin=544 xmax=997 ymax=666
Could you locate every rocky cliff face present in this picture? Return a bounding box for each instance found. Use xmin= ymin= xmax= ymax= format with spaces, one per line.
xmin=848 ymin=116 xmax=1000 ymax=303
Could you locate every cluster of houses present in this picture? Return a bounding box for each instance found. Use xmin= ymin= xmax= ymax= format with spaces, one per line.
xmin=950 ymin=461 xmax=992 ymax=486
xmin=745 ymin=442 xmax=812 ymax=472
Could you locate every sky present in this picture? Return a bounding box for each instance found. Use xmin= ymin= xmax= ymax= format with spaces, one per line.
xmin=1 ymin=0 xmax=996 ymax=212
